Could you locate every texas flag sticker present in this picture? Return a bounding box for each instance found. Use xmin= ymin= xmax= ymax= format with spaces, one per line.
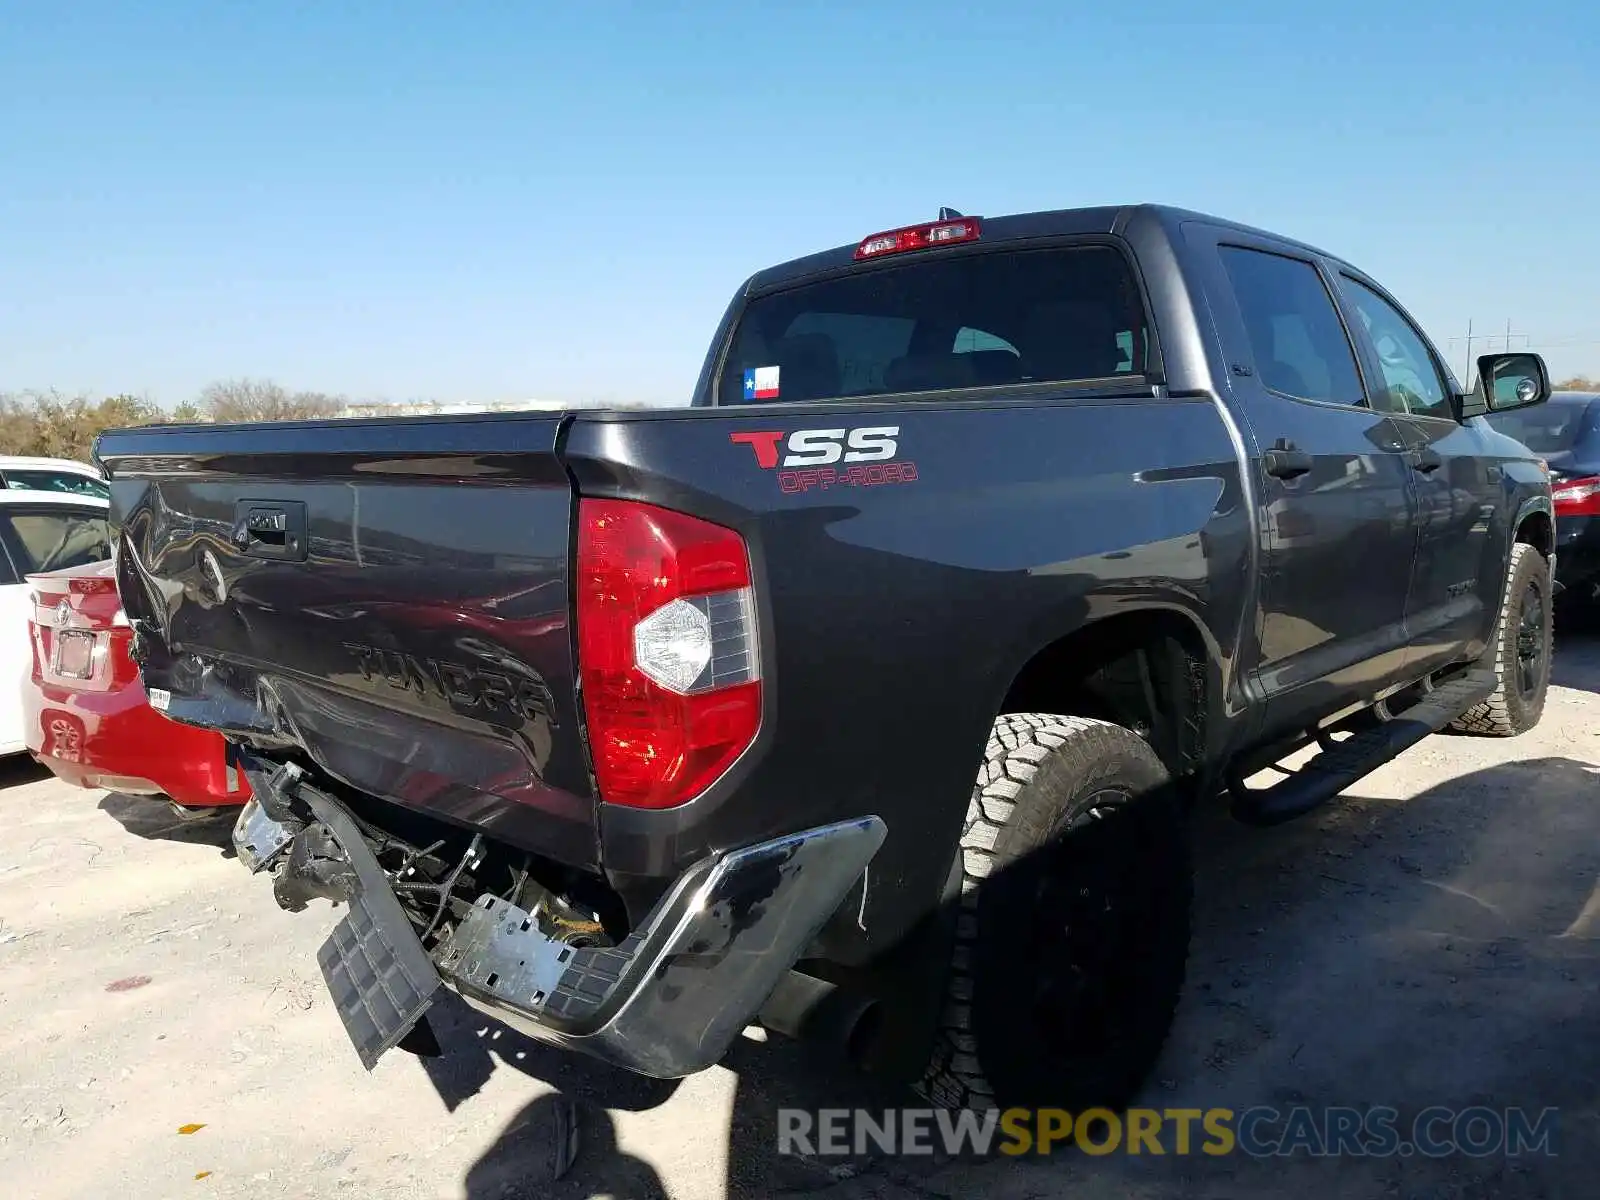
xmin=743 ymin=365 xmax=780 ymax=401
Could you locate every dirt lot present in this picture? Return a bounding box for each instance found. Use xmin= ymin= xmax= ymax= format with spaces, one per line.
xmin=3 ymin=637 xmax=1598 ymax=1200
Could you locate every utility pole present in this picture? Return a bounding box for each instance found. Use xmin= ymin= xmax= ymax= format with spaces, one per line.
xmin=1506 ymin=318 xmax=1513 ymax=353
xmin=1463 ymin=318 xmax=1474 ymax=383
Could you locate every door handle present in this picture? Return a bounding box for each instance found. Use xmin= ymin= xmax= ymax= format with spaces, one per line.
xmin=1408 ymin=446 xmax=1444 ymax=474
xmin=1263 ymin=441 xmax=1313 ymax=480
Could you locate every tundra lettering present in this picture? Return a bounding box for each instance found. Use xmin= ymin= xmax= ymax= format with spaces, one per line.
xmin=342 ymin=642 xmax=553 ymax=724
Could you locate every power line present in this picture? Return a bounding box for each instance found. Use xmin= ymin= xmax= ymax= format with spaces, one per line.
xmin=1441 ymin=320 xmax=1600 ymax=383
xmin=1446 ymin=319 xmax=1532 ymax=382
xmin=1445 ymin=329 xmax=1600 ymax=349
xmin=1522 ymin=337 xmax=1600 ymax=349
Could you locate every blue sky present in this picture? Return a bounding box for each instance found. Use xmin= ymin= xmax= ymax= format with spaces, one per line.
xmin=2 ymin=1 xmax=1597 ymax=407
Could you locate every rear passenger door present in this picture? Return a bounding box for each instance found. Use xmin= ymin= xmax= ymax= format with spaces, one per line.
xmin=1332 ymin=271 xmax=1503 ymax=675
xmin=1195 ymin=230 xmax=1420 ymax=739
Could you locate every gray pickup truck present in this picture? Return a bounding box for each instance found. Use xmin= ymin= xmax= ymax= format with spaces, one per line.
xmin=96 ymin=203 xmax=1555 ymax=1113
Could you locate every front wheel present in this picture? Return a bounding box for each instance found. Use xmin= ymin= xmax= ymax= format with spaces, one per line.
xmin=917 ymin=715 xmax=1192 ymax=1112
xmin=1450 ymin=542 xmax=1553 ymax=737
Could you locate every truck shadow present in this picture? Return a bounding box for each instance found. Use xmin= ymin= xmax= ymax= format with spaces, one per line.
xmin=418 ymin=989 xmax=678 ymax=1116
xmin=424 ymin=983 xmax=900 ymax=1197
xmin=418 ymin=992 xmax=674 ymax=1198
xmin=448 ymin=755 xmax=1600 ymax=1198
xmin=461 ymin=1090 xmax=666 ymax=1199
xmin=1552 ymin=623 xmax=1600 ymax=692
xmin=96 ymin=792 xmax=239 ymax=856
xmin=714 ymin=754 xmax=1600 ymax=1197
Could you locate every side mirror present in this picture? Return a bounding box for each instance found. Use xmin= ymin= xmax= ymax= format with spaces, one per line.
xmin=1483 ymin=352 xmax=1550 ymax=411
xmin=1458 ymin=352 xmax=1551 ymax=419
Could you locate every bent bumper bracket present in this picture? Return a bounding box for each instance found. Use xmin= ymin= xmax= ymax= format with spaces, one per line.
xmin=232 ymin=771 xmax=886 ymax=1079
xmin=440 ymin=813 xmax=887 ymax=1077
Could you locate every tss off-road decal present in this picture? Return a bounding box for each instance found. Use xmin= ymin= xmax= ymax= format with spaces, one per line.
xmin=729 ymin=426 xmax=918 ymax=493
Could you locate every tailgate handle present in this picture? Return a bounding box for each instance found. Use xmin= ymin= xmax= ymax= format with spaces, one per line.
xmin=233 ymin=500 xmax=309 ymax=562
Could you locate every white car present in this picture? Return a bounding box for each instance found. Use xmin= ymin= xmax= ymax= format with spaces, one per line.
xmin=0 ymin=490 xmax=112 ymax=753
xmin=0 ymin=456 xmax=109 ymax=500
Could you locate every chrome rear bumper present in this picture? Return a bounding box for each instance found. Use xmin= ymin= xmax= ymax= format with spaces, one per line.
xmin=233 ymin=766 xmax=886 ymax=1079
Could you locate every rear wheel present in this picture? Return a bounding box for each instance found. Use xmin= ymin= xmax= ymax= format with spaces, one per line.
xmin=1450 ymin=542 xmax=1552 ymax=736
xmin=917 ymin=714 xmax=1191 ymax=1112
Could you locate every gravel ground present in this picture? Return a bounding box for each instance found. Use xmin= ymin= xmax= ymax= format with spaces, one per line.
xmin=3 ymin=635 xmax=1598 ymax=1200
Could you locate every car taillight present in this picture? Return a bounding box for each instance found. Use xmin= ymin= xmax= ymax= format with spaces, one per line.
xmin=854 ymin=216 xmax=982 ymax=260
xmin=1552 ymin=474 xmax=1600 ymax=516
xmin=28 ymin=620 xmax=46 ymax=685
xmin=29 ymin=573 xmax=130 ymax=691
xmin=576 ymin=499 xmax=761 ymax=809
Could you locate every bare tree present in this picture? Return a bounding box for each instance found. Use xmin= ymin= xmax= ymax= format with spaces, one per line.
xmin=0 ymin=389 xmax=163 ymax=459
xmin=1555 ymin=376 xmax=1599 ymax=392
xmin=198 ymin=378 xmax=345 ymax=422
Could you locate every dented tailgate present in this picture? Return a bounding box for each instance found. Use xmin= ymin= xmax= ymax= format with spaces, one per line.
xmin=95 ymin=414 xmax=599 ymax=869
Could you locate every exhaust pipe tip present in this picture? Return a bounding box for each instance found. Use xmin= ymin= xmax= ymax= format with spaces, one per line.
xmin=168 ymin=799 xmax=223 ymax=823
xmin=843 ymin=996 xmax=884 ymax=1064
xmin=758 ymin=970 xmax=882 ymax=1061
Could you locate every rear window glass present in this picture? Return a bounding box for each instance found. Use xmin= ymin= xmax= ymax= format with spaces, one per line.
xmin=1484 ymin=400 xmax=1595 ymax=454
xmin=718 ymin=246 xmax=1150 ymax=404
xmin=2 ymin=469 xmax=109 ymax=499
xmin=2 ymin=509 xmax=110 ymax=574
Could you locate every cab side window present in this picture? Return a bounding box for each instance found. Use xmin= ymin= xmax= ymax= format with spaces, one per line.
xmin=1219 ymin=246 xmax=1365 ymax=407
xmin=1337 ymin=277 xmax=1454 ymax=420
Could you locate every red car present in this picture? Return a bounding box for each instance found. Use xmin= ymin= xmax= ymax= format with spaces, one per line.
xmin=24 ymin=561 xmax=249 ymax=812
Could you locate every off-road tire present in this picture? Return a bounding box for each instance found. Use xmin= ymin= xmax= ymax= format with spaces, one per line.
xmin=1450 ymin=542 xmax=1552 ymax=736
xmin=916 ymin=714 xmax=1191 ymax=1112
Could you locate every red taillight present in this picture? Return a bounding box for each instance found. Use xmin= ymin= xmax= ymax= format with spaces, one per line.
xmin=1552 ymin=475 xmax=1600 ymax=516
xmin=576 ymin=499 xmax=761 ymax=810
xmin=854 ymin=216 xmax=982 ymax=260
xmin=28 ymin=568 xmax=122 ymax=631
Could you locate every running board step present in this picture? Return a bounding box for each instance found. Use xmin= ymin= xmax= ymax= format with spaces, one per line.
xmin=1230 ymin=670 xmax=1498 ymax=828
